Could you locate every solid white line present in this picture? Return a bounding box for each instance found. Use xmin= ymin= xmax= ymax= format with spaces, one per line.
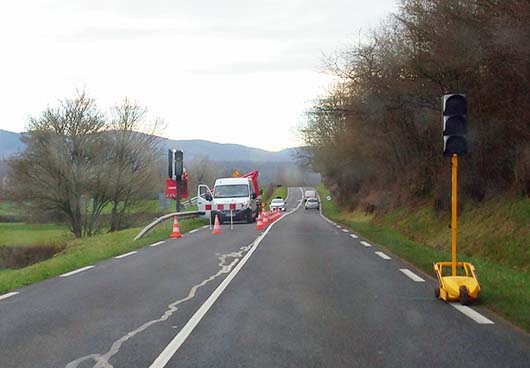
xmin=342 ymin=229 xmax=349 ymax=233
xmin=399 ymin=268 xmax=425 ymax=282
xmin=114 ymin=251 xmax=138 ymax=259
xmin=450 ymin=304 xmax=495 ymax=324
xmin=360 ymin=241 xmax=372 ymax=247
xmin=60 ymin=266 xmax=95 ymax=277
xmin=149 ymin=241 xmax=165 ymax=247
xmin=188 ymin=229 xmax=199 ymax=234
xmin=350 ymin=234 xmax=358 ymax=239
xmin=375 ymin=251 xmax=391 ymax=260
xmin=201 ymin=225 xmax=209 ymax=229
xmin=0 ymin=292 xmax=19 ymax=301
xmin=149 ymin=188 xmax=303 ymax=368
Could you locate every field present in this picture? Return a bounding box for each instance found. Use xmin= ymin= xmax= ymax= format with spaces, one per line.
xmin=316 ymin=185 xmax=530 ymax=333
xmin=0 ymin=217 xmax=207 ymax=293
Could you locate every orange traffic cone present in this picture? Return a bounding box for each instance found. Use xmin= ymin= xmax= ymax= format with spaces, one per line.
xmin=256 ymin=212 xmax=264 ymax=230
xmin=212 ymin=214 xmax=222 ymax=235
xmin=170 ymin=216 xmax=182 ymax=238
xmin=262 ymin=210 xmax=269 ymax=227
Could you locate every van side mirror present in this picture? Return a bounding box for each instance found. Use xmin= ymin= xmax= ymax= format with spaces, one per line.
xmin=251 ymin=193 xmax=257 ymax=199
xmin=205 ymin=193 xmax=213 ymax=201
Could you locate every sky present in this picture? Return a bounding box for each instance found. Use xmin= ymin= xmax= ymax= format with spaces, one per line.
xmin=0 ymin=0 xmax=397 ymax=151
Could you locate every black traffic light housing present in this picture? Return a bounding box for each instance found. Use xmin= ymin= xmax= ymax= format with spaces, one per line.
xmin=168 ymin=149 xmax=184 ymax=181
xmin=442 ymin=94 xmax=468 ymax=157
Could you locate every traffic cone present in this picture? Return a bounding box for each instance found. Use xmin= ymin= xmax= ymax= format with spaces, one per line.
xmin=262 ymin=210 xmax=269 ymax=227
xmin=212 ymin=214 xmax=222 ymax=235
xmin=256 ymin=212 xmax=264 ymax=230
xmin=170 ymin=216 xmax=182 ymax=238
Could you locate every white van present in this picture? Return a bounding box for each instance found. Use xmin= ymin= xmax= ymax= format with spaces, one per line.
xmin=197 ymin=177 xmax=259 ymax=224
xmin=304 ymin=189 xmax=317 ymax=202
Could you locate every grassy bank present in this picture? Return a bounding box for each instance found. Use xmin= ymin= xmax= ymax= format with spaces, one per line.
xmin=0 ymin=217 xmax=207 ymax=294
xmin=0 ymin=223 xmax=71 ymax=247
xmin=316 ymin=185 xmax=530 ymax=332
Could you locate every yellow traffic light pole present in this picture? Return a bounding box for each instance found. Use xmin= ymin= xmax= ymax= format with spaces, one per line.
xmin=434 ymin=153 xmax=480 ymax=304
xmin=451 ymin=154 xmax=458 ymax=276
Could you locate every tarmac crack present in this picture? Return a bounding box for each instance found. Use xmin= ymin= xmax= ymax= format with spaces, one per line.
xmin=65 ymin=243 xmax=253 ymax=368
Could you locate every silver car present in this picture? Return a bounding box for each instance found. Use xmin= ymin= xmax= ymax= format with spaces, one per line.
xmin=304 ymin=198 xmax=320 ymax=210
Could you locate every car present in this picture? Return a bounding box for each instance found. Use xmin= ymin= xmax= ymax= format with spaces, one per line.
xmin=270 ymin=198 xmax=286 ymax=212
xmin=305 ymin=198 xmax=319 ymax=210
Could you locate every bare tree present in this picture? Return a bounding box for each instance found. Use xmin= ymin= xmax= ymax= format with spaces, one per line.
xmin=8 ymin=91 xmax=109 ymax=237
xmin=107 ymin=98 xmax=164 ymax=231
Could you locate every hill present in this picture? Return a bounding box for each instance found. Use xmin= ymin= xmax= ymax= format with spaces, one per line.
xmin=0 ymin=129 xmax=297 ymax=163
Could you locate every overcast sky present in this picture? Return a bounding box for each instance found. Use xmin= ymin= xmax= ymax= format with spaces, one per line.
xmin=0 ymin=0 xmax=397 ymax=151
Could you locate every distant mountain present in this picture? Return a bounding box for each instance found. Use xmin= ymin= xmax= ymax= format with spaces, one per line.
xmin=0 ymin=129 xmax=298 ymax=163
xmin=0 ymin=130 xmax=25 ymax=159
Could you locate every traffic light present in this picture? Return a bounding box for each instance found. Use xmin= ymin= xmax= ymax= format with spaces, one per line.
xmin=442 ymin=94 xmax=468 ymax=157
xmin=168 ymin=149 xmax=184 ymax=181
xmin=174 ymin=149 xmax=183 ymax=181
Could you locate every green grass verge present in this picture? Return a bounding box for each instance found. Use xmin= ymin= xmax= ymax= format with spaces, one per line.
xmin=0 ymin=217 xmax=208 ymax=294
xmin=316 ymin=184 xmax=530 ymax=333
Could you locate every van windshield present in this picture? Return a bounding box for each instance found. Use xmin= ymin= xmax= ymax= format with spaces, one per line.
xmin=214 ymin=184 xmax=249 ymax=198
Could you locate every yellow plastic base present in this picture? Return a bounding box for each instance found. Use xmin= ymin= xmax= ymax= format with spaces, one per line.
xmin=434 ymin=262 xmax=481 ymax=302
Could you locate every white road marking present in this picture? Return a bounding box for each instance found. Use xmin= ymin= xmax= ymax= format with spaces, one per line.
xmin=149 ymin=188 xmax=304 ymax=368
xmin=201 ymin=225 xmax=209 ymax=229
xmin=60 ymin=266 xmax=95 ymax=277
xmin=114 ymin=251 xmax=138 ymax=259
xmin=399 ymin=269 xmax=425 ymax=282
xmin=350 ymin=234 xmax=358 ymax=239
xmin=336 ymin=225 xmax=342 ymax=229
xmin=375 ymin=251 xmax=391 ymax=260
xmin=450 ymin=304 xmax=495 ymax=324
xmin=0 ymin=292 xmax=18 ymax=301
xmin=149 ymin=241 xmax=165 ymax=247
xmin=360 ymin=241 xmax=372 ymax=247
xmin=342 ymin=229 xmax=349 ymax=233
xmin=188 ymin=229 xmax=199 ymax=234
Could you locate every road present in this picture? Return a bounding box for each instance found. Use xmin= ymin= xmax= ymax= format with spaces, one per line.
xmin=0 ymin=187 xmax=528 ymax=367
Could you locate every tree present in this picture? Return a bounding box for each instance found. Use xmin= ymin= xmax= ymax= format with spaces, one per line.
xmin=8 ymin=91 xmax=109 ymax=237
xmin=107 ymin=99 xmax=163 ymax=231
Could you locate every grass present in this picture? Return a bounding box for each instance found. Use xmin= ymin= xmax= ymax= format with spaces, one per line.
xmin=0 ymin=201 xmax=21 ymax=216
xmin=316 ymin=184 xmax=530 ymax=333
xmin=0 ymin=223 xmax=71 ymax=247
xmin=0 ymin=217 xmax=208 ymax=294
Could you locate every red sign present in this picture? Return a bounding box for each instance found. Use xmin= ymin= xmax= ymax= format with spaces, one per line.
xmin=165 ymin=179 xmax=177 ymax=199
xmin=229 ymin=203 xmax=236 ymax=210
xmin=217 ymin=204 xmax=224 ymax=210
xmin=205 ymin=204 xmax=212 ymax=211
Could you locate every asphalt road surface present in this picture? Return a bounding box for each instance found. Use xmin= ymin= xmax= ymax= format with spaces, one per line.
xmin=0 ymin=187 xmax=528 ymax=367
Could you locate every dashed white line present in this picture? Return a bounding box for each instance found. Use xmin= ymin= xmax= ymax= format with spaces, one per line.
xmin=399 ymin=269 xmax=425 ymax=282
xmin=360 ymin=241 xmax=372 ymax=247
xmin=450 ymin=304 xmax=495 ymax=324
xmin=375 ymin=251 xmax=391 ymax=260
xmin=60 ymin=266 xmax=95 ymax=277
xmin=149 ymin=241 xmax=165 ymax=247
xmin=189 ymin=229 xmax=199 ymax=234
xmin=0 ymin=292 xmax=19 ymax=301
xmin=341 ymin=229 xmax=349 ymax=233
xmin=201 ymin=225 xmax=209 ymax=229
xmin=336 ymin=225 xmax=342 ymax=229
xmin=350 ymin=234 xmax=358 ymax=239
xmin=114 ymin=251 xmax=138 ymax=259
